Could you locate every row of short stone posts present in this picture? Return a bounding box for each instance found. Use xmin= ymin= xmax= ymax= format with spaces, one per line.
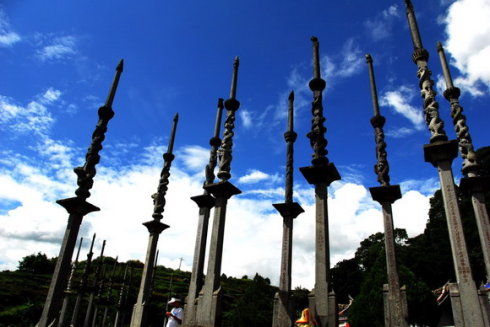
xmin=404 ymin=1 xmax=489 ymax=325
xmin=182 ymin=57 xmax=242 ymax=327
xmin=70 ymin=234 xmax=97 ymax=326
xmin=54 ymin=233 xmax=125 ymax=327
xmin=365 ymin=54 xmax=409 ymax=327
xmin=114 ymin=263 xmax=133 ymax=327
xmin=84 ymin=240 xmax=106 ymax=327
xmin=58 ymin=236 xmax=84 ymax=327
xmin=37 ymin=60 xmax=124 ymax=327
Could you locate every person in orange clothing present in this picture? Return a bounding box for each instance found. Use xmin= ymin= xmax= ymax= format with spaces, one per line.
xmin=295 ymin=308 xmax=317 ymax=327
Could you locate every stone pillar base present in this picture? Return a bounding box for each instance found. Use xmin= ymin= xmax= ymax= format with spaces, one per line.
xmin=129 ymin=301 xmax=149 ymax=327
xmin=308 ymin=289 xmax=337 ymax=327
xmin=478 ymin=287 xmax=490 ymax=326
xmin=196 ymin=287 xmax=222 ymax=327
xmin=383 ymin=284 xmax=409 ymax=327
xmin=272 ymin=291 xmax=294 ymax=327
xmin=449 ymin=283 xmax=490 ymax=327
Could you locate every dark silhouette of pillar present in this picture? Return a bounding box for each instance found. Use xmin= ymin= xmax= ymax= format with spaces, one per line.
xmin=71 ymin=234 xmax=96 ymax=327
xmin=130 ymin=114 xmax=179 ymax=327
xmin=101 ymin=257 xmax=118 ymax=327
xmin=114 ymin=264 xmax=131 ymax=327
xmin=299 ymin=37 xmax=340 ymax=327
xmin=183 ymin=99 xmax=224 ymax=327
xmin=437 ymin=42 xmax=490 ymax=285
xmin=58 ymin=236 xmax=83 ymax=327
xmin=37 ymin=60 xmax=123 ymax=327
xmin=196 ymin=57 xmax=242 ymax=327
xmin=404 ymin=2 xmax=487 ymax=325
xmin=366 ymin=54 xmax=409 ymax=327
xmin=272 ymin=91 xmax=304 ymax=327
xmin=83 ymin=240 xmax=106 ymax=327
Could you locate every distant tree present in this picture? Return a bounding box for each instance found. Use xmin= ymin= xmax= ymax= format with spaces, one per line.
xmin=349 ymin=230 xmax=439 ymax=327
xmin=223 ymin=273 xmax=275 ymax=327
xmin=331 ymin=258 xmax=363 ymax=303
xmin=349 ymin=246 xmax=386 ymax=327
xmin=291 ymin=287 xmax=310 ymax=319
xmin=402 ymin=146 xmax=490 ymax=289
xmin=17 ymin=252 xmax=56 ymax=274
xmin=126 ymin=259 xmax=144 ymax=269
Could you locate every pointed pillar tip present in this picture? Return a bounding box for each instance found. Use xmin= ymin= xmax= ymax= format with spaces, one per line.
xmin=116 ymin=59 xmax=124 ymax=72
xmin=174 ymin=113 xmax=179 ymax=121
xmin=289 ymin=90 xmax=294 ymax=100
xmin=437 ymin=41 xmax=443 ymax=51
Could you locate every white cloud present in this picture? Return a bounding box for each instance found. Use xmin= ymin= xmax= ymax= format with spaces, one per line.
xmin=42 ymin=88 xmax=62 ymax=103
xmin=0 ymin=9 xmax=21 ymax=47
xmin=238 ymin=169 xmax=271 ymax=184
xmin=36 ymin=35 xmax=77 ymax=61
xmin=177 ymin=145 xmax=209 ymax=173
xmin=0 ymin=32 xmax=20 ymax=46
xmin=364 ymin=5 xmax=401 ymax=41
xmin=443 ymin=0 xmax=490 ymax=94
xmin=385 ymin=126 xmax=417 ymax=138
xmin=323 ymin=38 xmax=363 ymax=81
xmin=239 ymin=110 xmax=253 ymax=129
xmin=0 ymin=139 xmax=433 ymax=288
xmin=380 ymin=86 xmax=425 ymax=130
xmin=400 ymin=177 xmax=440 ymax=196
xmin=0 ymin=89 xmax=62 ymax=136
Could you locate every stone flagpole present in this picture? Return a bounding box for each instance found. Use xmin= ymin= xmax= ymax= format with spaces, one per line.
xmin=58 ymin=236 xmax=83 ymax=327
xmin=101 ymin=256 xmax=119 ymax=327
xmin=130 ymin=113 xmax=179 ymax=327
xmin=272 ymin=91 xmax=304 ymax=327
xmin=299 ymin=37 xmax=340 ymax=327
xmin=71 ymin=234 xmax=96 ymax=327
xmin=403 ymin=1 xmax=487 ymax=325
xmin=366 ymin=54 xmax=409 ymax=327
xmin=83 ymin=239 xmax=106 ymax=327
xmin=196 ymin=57 xmax=242 ymax=327
xmin=114 ymin=263 xmax=131 ymax=327
xmin=37 ymin=60 xmax=123 ymax=327
xmin=183 ymin=98 xmax=224 ymax=327
xmin=437 ymin=42 xmax=490 ymax=288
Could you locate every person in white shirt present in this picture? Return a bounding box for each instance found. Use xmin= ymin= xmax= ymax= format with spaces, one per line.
xmin=165 ymin=297 xmax=183 ymax=327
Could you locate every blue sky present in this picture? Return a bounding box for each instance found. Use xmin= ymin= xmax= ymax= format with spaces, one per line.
xmin=0 ymin=0 xmax=489 ymax=288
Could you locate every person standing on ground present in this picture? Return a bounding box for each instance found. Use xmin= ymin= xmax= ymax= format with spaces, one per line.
xmin=165 ymin=297 xmax=183 ymax=327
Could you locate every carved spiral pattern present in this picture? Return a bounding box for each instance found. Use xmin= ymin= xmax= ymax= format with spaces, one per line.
xmin=65 ymin=262 xmax=77 ymax=292
xmin=75 ymin=106 xmax=114 ymax=199
xmin=307 ymin=90 xmax=329 ymax=166
xmin=416 ymin=65 xmax=447 ymax=143
xmin=217 ymin=110 xmax=236 ymax=181
xmin=374 ymin=126 xmax=390 ymax=186
xmin=205 ymin=153 xmax=217 ymax=186
xmin=205 ymin=137 xmax=221 ymax=186
xmin=152 ymin=153 xmax=174 ymax=220
xmin=284 ymin=131 xmax=297 ymax=203
xmin=449 ymin=97 xmax=479 ymax=176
